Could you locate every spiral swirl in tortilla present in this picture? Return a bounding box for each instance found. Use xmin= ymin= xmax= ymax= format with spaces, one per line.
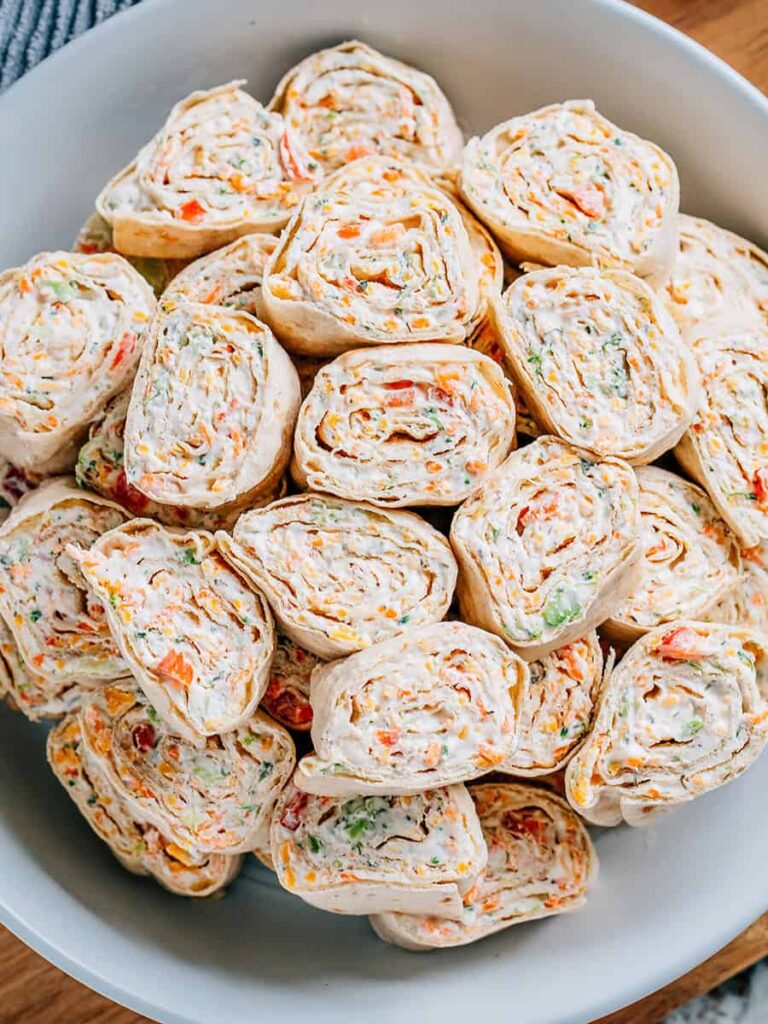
xmin=371 ymin=782 xmax=596 ymax=949
xmin=566 ymin=622 xmax=768 ymax=825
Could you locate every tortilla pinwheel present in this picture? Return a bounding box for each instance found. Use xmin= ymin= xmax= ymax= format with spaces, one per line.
xmin=96 ymin=82 xmax=313 ymax=259
xmin=566 ymin=622 xmax=768 ymax=825
xmin=663 ymin=214 xmax=768 ymax=339
xmin=292 ymin=344 xmax=516 ymax=506
xmin=48 ymin=714 xmax=242 ymax=896
xmin=294 ymin=621 xmax=528 ymax=796
xmin=124 ymin=300 xmax=300 ymax=512
xmin=79 ymin=679 xmax=295 ymax=854
xmin=0 ymin=250 xmax=155 ymax=472
xmin=70 ymin=519 xmax=275 ymax=745
xmin=604 ymin=467 xmax=743 ymax=642
xmin=450 ymin=436 xmax=642 ymax=659
xmin=0 ymin=479 xmax=129 ymax=683
xmin=217 ymin=493 xmax=457 ymax=658
xmin=501 ymin=633 xmax=604 ymax=777
xmin=267 ymin=40 xmax=462 ymax=179
xmin=489 ymin=265 xmax=699 ymax=464
xmin=261 ymin=158 xmax=484 ymax=356
xmin=271 ymin=782 xmax=486 ymax=916
xmin=163 ymin=233 xmax=277 ymax=316
xmin=76 ymin=391 xmax=287 ymax=530
xmin=675 ymin=328 xmax=768 ymax=548
xmin=371 ymin=782 xmax=596 ymax=949
xmin=0 ymin=615 xmax=98 ymax=722
xmin=460 ymin=100 xmax=679 ymax=281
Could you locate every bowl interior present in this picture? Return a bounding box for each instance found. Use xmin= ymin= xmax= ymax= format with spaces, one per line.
xmin=0 ymin=1 xmax=767 ymax=1022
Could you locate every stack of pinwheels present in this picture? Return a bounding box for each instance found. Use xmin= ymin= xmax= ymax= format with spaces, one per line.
xmin=0 ymin=39 xmax=766 ymax=951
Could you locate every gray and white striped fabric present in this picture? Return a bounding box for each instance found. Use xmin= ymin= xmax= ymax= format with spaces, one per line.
xmin=0 ymin=4 xmax=763 ymax=1022
xmin=0 ymin=0 xmax=141 ymax=92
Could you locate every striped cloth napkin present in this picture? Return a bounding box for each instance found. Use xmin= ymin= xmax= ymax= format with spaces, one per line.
xmin=0 ymin=0 xmax=140 ymax=91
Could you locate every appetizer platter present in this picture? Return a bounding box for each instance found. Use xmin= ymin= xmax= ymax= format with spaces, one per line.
xmin=0 ymin=3 xmax=766 ymax=1021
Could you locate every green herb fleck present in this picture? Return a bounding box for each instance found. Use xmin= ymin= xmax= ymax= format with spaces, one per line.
xmin=41 ymin=279 xmax=78 ymax=302
xmin=527 ymin=352 xmax=544 ymax=376
xmin=542 ymin=588 xmax=582 ymax=629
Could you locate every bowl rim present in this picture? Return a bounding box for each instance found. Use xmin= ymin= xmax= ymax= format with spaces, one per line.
xmin=0 ymin=1 xmax=767 ymax=1022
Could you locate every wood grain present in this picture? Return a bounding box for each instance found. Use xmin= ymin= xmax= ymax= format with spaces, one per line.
xmin=632 ymin=0 xmax=768 ymax=92
xmin=596 ymin=914 xmax=768 ymax=1024
xmin=0 ymin=2 xmax=766 ymax=1022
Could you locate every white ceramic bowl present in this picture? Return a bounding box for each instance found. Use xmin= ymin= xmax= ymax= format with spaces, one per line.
xmin=0 ymin=2 xmax=767 ymax=1022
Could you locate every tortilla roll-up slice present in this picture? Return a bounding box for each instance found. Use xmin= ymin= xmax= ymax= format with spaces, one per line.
xmin=500 ymin=632 xmax=604 ymax=777
xmin=70 ymin=519 xmax=275 ymax=745
xmin=294 ymin=621 xmax=528 ymax=797
xmin=0 ymin=479 xmax=129 ymax=683
xmin=268 ymin=41 xmax=462 ymax=179
xmin=663 ymin=214 xmax=768 ymax=339
xmin=48 ymin=714 xmax=242 ymax=896
xmin=709 ymin=541 xmax=768 ymax=633
xmin=124 ymin=300 xmax=300 ymax=512
xmin=566 ymin=622 xmax=768 ymax=826
xmin=96 ymin=82 xmax=312 ymax=259
xmin=79 ymin=679 xmax=295 ymax=854
xmin=77 ymin=231 xmax=283 ymax=520
xmin=0 ymin=615 xmax=102 ymax=722
xmin=603 ymin=467 xmax=743 ymax=643
xmin=259 ymin=632 xmax=318 ymax=732
xmin=261 ymin=158 xmax=482 ymax=356
xmin=674 ymin=328 xmax=768 ymax=548
xmin=450 ymin=436 xmax=642 ymax=660
xmin=217 ymin=494 xmax=457 ymax=658
xmin=74 ymin=210 xmax=188 ymax=296
xmin=271 ymin=782 xmax=487 ymax=916
xmin=460 ymin=100 xmax=679 ymax=282
xmin=76 ymin=389 xmax=287 ymax=530
xmin=292 ymin=344 xmax=515 ymax=507
xmin=162 ymin=233 xmax=277 ymax=317
xmin=371 ymin=782 xmax=596 ymax=949
xmin=489 ymin=266 xmax=699 ymax=464
xmin=0 ymin=250 xmax=155 ymax=473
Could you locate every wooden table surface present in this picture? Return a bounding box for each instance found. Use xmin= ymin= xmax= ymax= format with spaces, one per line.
xmin=1 ymin=1 xmax=766 ymax=1022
